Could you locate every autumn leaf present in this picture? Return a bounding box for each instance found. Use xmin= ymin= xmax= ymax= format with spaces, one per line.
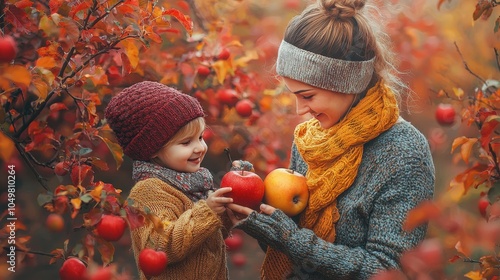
xmin=464 ymin=270 xmax=483 ymax=280
xmin=121 ymin=39 xmax=140 ymax=69
xmin=473 ymin=1 xmax=493 ymax=21
xmin=451 ymin=136 xmax=478 ymax=164
xmin=2 ymin=65 xmax=32 ymax=88
xmin=403 ymin=200 xmax=441 ymax=231
xmin=480 ymin=115 xmax=500 ymax=148
xmin=163 ymin=8 xmax=193 ymax=36
xmin=96 ymin=240 xmax=114 ymax=266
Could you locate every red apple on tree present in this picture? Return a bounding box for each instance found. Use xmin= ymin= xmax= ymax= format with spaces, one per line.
xmin=479 ymin=195 xmax=489 ymax=218
xmin=435 ymin=103 xmax=456 ymax=126
xmin=46 ymin=213 xmax=65 ymax=233
xmin=138 ymin=248 xmax=168 ymax=277
xmin=96 ymin=214 xmax=127 ymax=242
xmin=221 ymin=170 xmax=265 ymax=210
xmin=197 ymin=65 xmax=211 ymax=77
xmin=224 ymin=231 xmax=244 ymax=251
xmin=263 ymin=168 xmax=309 ymax=216
xmin=216 ymin=89 xmax=240 ymax=107
xmin=231 ymin=252 xmax=247 ymax=267
xmin=59 ymin=257 xmax=88 ymax=280
xmin=235 ymin=99 xmax=254 ymax=118
xmin=0 ymin=35 xmax=17 ymax=63
xmin=217 ymin=48 xmax=231 ymax=60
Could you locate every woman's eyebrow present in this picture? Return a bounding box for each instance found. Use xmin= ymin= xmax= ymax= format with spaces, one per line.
xmin=293 ymin=89 xmax=312 ymax=94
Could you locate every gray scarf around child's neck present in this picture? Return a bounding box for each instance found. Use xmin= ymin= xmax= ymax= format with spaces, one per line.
xmin=132 ymin=160 xmax=215 ymax=202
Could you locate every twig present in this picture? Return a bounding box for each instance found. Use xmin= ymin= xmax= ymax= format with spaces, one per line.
xmin=454 ymin=42 xmax=488 ymax=87
xmin=489 ymin=143 xmax=500 ymax=178
xmin=186 ymin=0 xmax=208 ymax=33
xmin=495 ymin=48 xmax=500 ymax=72
xmin=2 ymin=246 xmax=58 ymax=258
xmin=13 ymin=142 xmax=49 ymax=191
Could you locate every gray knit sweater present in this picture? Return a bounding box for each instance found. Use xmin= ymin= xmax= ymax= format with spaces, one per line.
xmin=236 ymin=119 xmax=435 ymax=279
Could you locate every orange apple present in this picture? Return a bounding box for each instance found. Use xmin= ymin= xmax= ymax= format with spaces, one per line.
xmin=263 ymin=168 xmax=309 ymax=216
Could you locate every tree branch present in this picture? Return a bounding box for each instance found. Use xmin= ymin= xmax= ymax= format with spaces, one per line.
xmin=454 ymin=42 xmax=488 ymax=88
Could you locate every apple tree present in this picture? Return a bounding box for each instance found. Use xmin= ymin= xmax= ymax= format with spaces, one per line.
xmin=0 ymin=0 xmax=301 ymax=278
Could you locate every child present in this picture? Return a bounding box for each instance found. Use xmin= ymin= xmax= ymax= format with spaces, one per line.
xmin=105 ymin=81 xmax=233 ymax=279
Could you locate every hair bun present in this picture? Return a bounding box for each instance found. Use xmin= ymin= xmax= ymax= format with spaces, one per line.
xmin=321 ymin=0 xmax=366 ymax=19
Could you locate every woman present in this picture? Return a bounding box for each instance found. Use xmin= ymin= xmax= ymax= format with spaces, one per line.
xmin=227 ymin=0 xmax=435 ymax=279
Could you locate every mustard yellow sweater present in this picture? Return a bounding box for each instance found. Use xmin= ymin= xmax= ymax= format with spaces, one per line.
xmin=128 ymin=178 xmax=229 ymax=280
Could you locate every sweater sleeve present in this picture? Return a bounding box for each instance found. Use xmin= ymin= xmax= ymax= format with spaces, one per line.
xmin=129 ymin=179 xmax=222 ymax=264
xmin=237 ymin=159 xmax=434 ymax=279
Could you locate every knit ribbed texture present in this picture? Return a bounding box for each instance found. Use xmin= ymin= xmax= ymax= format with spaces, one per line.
xmin=236 ymin=119 xmax=435 ymax=279
xmin=128 ymin=178 xmax=229 ymax=280
xmin=260 ymin=81 xmax=399 ymax=279
xmin=276 ymin=40 xmax=375 ymax=94
xmin=104 ymin=81 xmax=205 ymax=161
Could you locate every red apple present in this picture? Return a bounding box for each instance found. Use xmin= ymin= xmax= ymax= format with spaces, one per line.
xmin=197 ymin=65 xmax=211 ymax=77
xmin=216 ymin=89 xmax=240 ymax=107
xmin=235 ymin=99 xmax=254 ymax=118
xmin=221 ymin=170 xmax=265 ymax=210
xmin=217 ymin=48 xmax=231 ymax=60
xmin=231 ymin=252 xmax=247 ymax=267
xmin=435 ymin=103 xmax=456 ymax=126
xmin=46 ymin=213 xmax=65 ymax=233
xmin=89 ymin=266 xmax=113 ymax=280
xmin=96 ymin=214 xmax=127 ymax=242
xmin=59 ymin=257 xmax=88 ymax=280
xmin=138 ymin=248 xmax=168 ymax=277
xmin=224 ymin=231 xmax=244 ymax=251
xmin=263 ymin=168 xmax=309 ymax=216
xmin=0 ymin=35 xmax=17 ymax=63
xmin=479 ymin=196 xmax=489 ymax=218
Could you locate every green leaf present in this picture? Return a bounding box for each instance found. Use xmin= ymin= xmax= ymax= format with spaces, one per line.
xmin=37 ymin=193 xmax=53 ymax=206
xmin=488 ymin=182 xmax=500 ymax=202
xmin=80 ymin=193 xmax=93 ymax=203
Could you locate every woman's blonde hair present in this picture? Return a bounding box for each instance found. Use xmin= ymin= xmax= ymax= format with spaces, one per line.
xmin=283 ymin=0 xmax=408 ymax=101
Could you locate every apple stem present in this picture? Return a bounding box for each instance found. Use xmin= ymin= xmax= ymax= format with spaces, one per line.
xmin=224 ymin=148 xmax=233 ymax=165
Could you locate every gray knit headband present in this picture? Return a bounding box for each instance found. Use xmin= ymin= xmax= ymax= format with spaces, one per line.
xmin=276 ymin=40 xmax=375 ymax=94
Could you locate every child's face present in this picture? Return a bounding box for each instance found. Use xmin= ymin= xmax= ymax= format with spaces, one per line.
xmin=154 ymin=127 xmax=208 ymax=173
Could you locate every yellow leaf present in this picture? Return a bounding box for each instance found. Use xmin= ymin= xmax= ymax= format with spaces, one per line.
xmin=121 ymin=39 xmax=139 ymax=69
xmin=451 ymin=136 xmax=471 ymax=153
xmin=453 ymin=87 xmax=464 ymax=100
xmin=90 ymin=183 xmax=104 ymax=202
xmin=460 ymin=138 xmax=478 ymax=164
xmin=3 ymin=65 xmax=32 ymax=87
xmin=464 ymin=270 xmax=483 ymax=280
xmin=35 ymin=56 xmax=57 ymax=69
xmin=212 ymin=60 xmax=230 ymax=85
xmin=30 ymin=78 xmax=49 ymax=101
xmin=71 ymin=197 xmax=82 ymax=210
xmin=234 ymin=50 xmax=259 ymax=68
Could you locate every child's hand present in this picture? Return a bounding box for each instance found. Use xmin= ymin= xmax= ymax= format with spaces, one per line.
xmin=206 ymin=187 xmax=233 ymax=214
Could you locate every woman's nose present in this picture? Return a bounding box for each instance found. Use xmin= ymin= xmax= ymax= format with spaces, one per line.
xmin=295 ymin=99 xmax=309 ymax=116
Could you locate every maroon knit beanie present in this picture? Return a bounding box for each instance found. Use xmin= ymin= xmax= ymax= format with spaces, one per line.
xmin=104 ymin=81 xmax=205 ymax=161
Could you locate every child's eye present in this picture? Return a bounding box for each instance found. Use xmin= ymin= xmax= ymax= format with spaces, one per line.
xmin=181 ymin=140 xmax=190 ymax=145
xmin=301 ymin=95 xmax=313 ymax=100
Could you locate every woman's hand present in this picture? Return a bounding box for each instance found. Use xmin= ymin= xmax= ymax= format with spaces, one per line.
xmin=206 ymin=187 xmax=233 ymax=214
xmin=227 ymin=203 xmax=276 ymax=226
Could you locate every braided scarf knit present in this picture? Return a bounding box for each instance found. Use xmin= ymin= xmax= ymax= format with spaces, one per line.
xmin=261 ymin=81 xmax=399 ymax=279
xmin=132 ymin=160 xmax=215 ymax=201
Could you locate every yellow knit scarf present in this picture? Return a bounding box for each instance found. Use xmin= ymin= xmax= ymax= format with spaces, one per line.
xmin=261 ymin=81 xmax=399 ymax=279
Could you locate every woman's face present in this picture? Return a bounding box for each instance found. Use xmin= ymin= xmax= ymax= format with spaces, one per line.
xmin=153 ymin=127 xmax=207 ymax=173
xmin=283 ymin=77 xmax=356 ymax=129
